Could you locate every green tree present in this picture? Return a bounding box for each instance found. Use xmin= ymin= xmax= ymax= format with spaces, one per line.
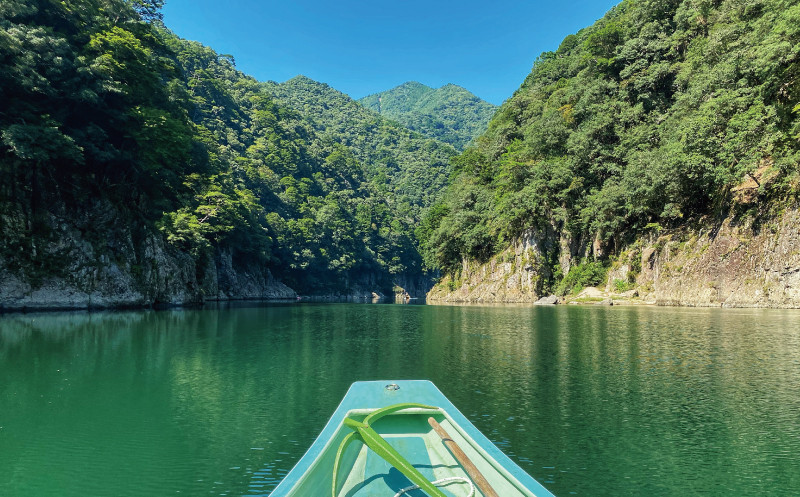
xmin=423 ymin=0 xmax=800 ymax=289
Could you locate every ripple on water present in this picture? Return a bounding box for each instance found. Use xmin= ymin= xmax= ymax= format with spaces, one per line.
xmin=1 ymin=304 xmax=799 ymax=496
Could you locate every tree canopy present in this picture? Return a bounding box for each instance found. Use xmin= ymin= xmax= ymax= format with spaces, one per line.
xmin=0 ymin=0 xmax=453 ymax=294
xmin=359 ymin=82 xmax=497 ymax=151
xmin=421 ymin=0 xmax=800 ymax=279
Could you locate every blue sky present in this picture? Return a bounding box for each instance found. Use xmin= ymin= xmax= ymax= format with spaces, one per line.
xmin=162 ymin=0 xmax=621 ymax=105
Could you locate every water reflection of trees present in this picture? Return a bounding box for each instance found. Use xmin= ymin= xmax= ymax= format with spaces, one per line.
xmin=1 ymin=305 xmax=798 ymax=496
xmin=422 ymin=305 xmax=800 ymax=495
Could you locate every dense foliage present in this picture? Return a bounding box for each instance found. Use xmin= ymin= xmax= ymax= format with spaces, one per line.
xmin=163 ymin=44 xmax=428 ymax=291
xmin=263 ymin=77 xmax=456 ymax=219
xmin=359 ymin=82 xmax=497 ymax=151
xmin=422 ymin=0 xmax=800 ymax=279
xmin=0 ymin=0 xmax=194 ymax=276
xmin=0 ymin=0 xmax=447 ymax=293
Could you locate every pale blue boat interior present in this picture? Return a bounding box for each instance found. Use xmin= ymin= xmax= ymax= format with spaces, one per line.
xmin=269 ymin=380 xmax=555 ymax=497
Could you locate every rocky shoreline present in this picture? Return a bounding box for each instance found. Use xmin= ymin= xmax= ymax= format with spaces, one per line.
xmin=427 ymin=204 xmax=800 ymax=309
xmin=0 ymin=269 xmax=430 ymax=312
xmin=0 ymin=199 xmax=436 ymax=312
xmin=5 ymin=204 xmax=799 ymax=313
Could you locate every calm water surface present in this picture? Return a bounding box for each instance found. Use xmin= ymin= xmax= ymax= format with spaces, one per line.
xmin=1 ymin=303 xmax=799 ymax=496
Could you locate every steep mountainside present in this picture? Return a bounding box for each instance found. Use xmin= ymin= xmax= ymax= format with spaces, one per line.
xmin=423 ymin=0 xmax=800 ymax=305
xmin=0 ymin=1 xmax=437 ymax=310
xmin=359 ymin=82 xmax=497 ymax=150
xmin=263 ymin=77 xmax=456 ymax=217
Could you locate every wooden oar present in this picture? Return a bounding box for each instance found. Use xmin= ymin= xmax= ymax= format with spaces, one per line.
xmin=428 ymin=417 xmax=500 ymax=497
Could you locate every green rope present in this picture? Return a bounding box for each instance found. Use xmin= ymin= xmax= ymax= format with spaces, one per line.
xmin=331 ymin=403 xmax=447 ymax=497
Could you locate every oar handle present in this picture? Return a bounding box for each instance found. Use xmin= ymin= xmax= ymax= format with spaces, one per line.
xmin=428 ymin=417 xmax=500 ymax=497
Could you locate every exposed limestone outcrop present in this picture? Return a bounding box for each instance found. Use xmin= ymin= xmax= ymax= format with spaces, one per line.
xmin=631 ymin=206 xmax=800 ymax=308
xmin=427 ymin=228 xmax=552 ymax=303
xmin=428 ymin=204 xmax=800 ymax=309
xmin=0 ymin=207 xmax=295 ymax=312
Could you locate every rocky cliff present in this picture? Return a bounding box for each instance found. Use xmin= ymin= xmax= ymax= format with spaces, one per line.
xmin=0 ymin=202 xmax=435 ymax=311
xmin=428 ymin=204 xmax=800 ymax=308
xmin=627 ymin=205 xmax=800 ymax=308
xmin=0 ymin=206 xmax=295 ymax=312
xmin=427 ymin=228 xmax=553 ymax=303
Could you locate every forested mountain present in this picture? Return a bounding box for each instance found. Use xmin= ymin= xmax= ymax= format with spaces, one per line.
xmin=161 ymin=44 xmax=430 ymax=292
xmin=5 ymin=0 xmax=798 ymax=309
xmin=359 ymin=82 xmax=497 ymax=150
xmin=0 ymin=0 xmax=444 ymax=306
xmin=421 ymin=0 xmax=800 ymax=293
xmin=263 ymin=77 xmax=456 ymax=217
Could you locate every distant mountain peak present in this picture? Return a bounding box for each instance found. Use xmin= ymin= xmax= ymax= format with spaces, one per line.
xmin=358 ymin=82 xmax=497 ymax=150
xmin=285 ymin=74 xmax=324 ymax=86
xmin=398 ymin=81 xmax=428 ymax=88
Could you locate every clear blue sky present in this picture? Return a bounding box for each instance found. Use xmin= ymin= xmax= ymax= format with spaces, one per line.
xmin=162 ymin=0 xmax=621 ymax=105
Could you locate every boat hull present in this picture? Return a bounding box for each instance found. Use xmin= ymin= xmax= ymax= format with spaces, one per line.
xmin=269 ymin=380 xmax=554 ymax=497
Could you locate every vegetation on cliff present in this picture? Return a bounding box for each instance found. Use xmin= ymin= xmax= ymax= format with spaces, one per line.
xmin=0 ymin=0 xmax=450 ymax=295
xmin=421 ymin=0 xmax=800 ymax=290
xmin=358 ymin=82 xmax=497 ymax=150
xmin=6 ymin=0 xmax=798 ymax=304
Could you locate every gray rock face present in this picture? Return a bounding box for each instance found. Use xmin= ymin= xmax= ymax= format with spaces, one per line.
xmin=209 ymin=249 xmax=295 ymax=300
xmin=534 ymin=295 xmax=559 ymax=305
xmin=636 ymin=207 xmax=800 ymax=308
xmin=427 ymin=205 xmax=800 ymax=309
xmin=0 ymin=208 xmax=296 ymax=312
xmin=427 ymin=228 xmax=553 ymax=303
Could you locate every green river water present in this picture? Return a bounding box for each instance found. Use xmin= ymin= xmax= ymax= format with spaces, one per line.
xmin=1 ymin=302 xmax=799 ymax=496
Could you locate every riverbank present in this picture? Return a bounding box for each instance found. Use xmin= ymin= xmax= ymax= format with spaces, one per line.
xmin=5 ymin=203 xmax=799 ymax=312
xmin=0 ymin=209 xmax=432 ymax=312
xmin=0 ymin=272 xmax=428 ymax=313
xmin=427 ymin=203 xmax=800 ymax=309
